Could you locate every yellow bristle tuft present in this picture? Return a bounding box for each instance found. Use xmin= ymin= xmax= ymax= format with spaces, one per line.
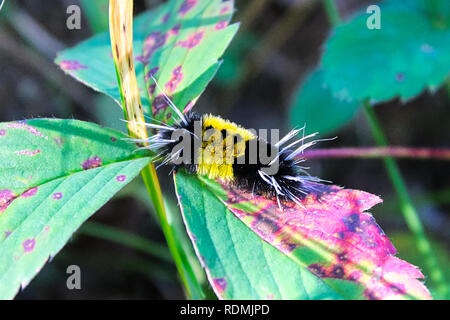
xmin=196 ymin=114 xmax=257 ymax=182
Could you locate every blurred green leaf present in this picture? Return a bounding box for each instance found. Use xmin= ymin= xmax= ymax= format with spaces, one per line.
xmin=80 ymin=0 xmax=109 ymax=33
xmin=321 ymin=0 xmax=450 ymax=103
xmin=214 ymin=31 xmax=258 ymax=86
xmin=0 ymin=119 xmax=150 ymax=298
xmin=289 ymin=69 xmax=361 ymax=135
xmin=174 ymin=171 xmax=345 ymax=300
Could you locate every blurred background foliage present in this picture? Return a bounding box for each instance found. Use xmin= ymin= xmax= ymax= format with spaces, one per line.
xmin=0 ymin=0 xmax=449 ymax=299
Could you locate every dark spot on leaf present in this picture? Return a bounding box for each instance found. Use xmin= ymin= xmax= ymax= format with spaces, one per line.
xmin=342 ymin=213 xmax=360 ymax=232
xmin=338 ymin=252 xmax=348 ymax=261
xmin=148 ymin=83 xmax=156 ymax=96
xmin=220 ymin=5 xmax=231 ymax=14
xmin=0 ymin=189 xmax=16 ymax=212
xmin=165 ymin=65 xmax=183 ymax=92
xmin=365 ymin=289 xmax=381 ymax=300
xmin=253 ymin=216 xmax=279 ymax=237
xmin=145 ymin=67 xmax=160 ymax=82
xmin=81 ymin=156 xmax=102 ymax=170
xmin=6 ymin=121 xmax=47 ymax=139
xmin=22 ymin=187 xmax=38 ymax=198
xmin=390 ymin=284 xmax=406 ymax=295
xmin=53 ymin=193 xmax=63 ymax=200
xmin=308 ymin=264 xmax=326 ymax=277
xmin=116 ymin=175 xmax=126 ymax=182
xmin=279 ymin=241 xmax=298 ymax=253
xmin=215 ymin=20 xmax=228 ymax=30
xmin=23 ymin=238 xmax=36 ymax=253
xmin=161 ymin=13 xmax=170 ymax=23
xmin=175 ymin=31 xmax=204 ymax=49
xmin=152 ymin=94 xmax=170 ymax=115
xmin=15 ymin=149 xmax=41 ymax=156
xmin=336 ymin=231 xmax=345 ymax=239
xmin=60 ymin=60 xmax=88 ymax=71
xmin=396 ymin=73 xmax=405 ymax=82
xmin=171 ymin=24 xmax=181 ymax=35
xmin=179 ymin=0 xmax=197 ymax=15
xmin=349 ymin=271 xmax=362 ymax=281
xmin=331 ymin=265 xmax=345 ymax=278
xmin=360 ymin=232 xmax=379 ymax=248
xmin=213 ymin=277 xmax=227 ymax=293
xmin=143 ymin=31 xmax=167 ymax=61
xmin=135 ymin=55 xmax=146 ymax=64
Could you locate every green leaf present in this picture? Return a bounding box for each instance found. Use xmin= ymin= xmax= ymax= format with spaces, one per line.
xmin=174 ymin=171 xmax=345 ymax=300
xmin=0 ymin=119 xmax=150 ymax=298
xmin=321 ymin=0 xmax=450 ymax=103
xmin=56 ymin=0 xmax=238 ymax=123
xmin=180 ymin=174 xmax=432 ymax=300
xmin=289 ymin=69 xmax=361 ymax=136
xmin=93 ymin=95 xmax=128 ymax=134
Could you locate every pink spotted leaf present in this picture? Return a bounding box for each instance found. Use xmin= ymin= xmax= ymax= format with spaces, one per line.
xmin=194 ymin=176 xmax=432 ymax=300
xmin=0 ymin=119 xmax=150 ymax=299
xmin=56 ymin=0 xmax=238 ymax=125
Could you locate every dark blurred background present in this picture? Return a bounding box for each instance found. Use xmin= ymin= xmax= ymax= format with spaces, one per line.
xmin=0 ymin=0 xmax=449 ymax=299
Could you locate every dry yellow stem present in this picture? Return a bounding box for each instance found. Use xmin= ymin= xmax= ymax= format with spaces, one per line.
xmin=109 ymin=0 xmax=148 ymax=141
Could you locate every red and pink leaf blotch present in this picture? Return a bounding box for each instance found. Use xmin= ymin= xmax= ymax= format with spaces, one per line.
xmin=209 ymin=180 xmax=432 ymax=300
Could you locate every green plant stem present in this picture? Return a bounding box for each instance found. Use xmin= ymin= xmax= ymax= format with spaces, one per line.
xmin=383 ymin=188 xmax=450 ymax=217
xmin=322 ymin=0 xmax=342 ymax=26
xmin=223 ymin=0 xmax=317 ymax=110
xmin=79 ymin=221 xmax=172 ymax=262
xmin=302 ymin=146 xmax=450 ymax=160
xmin=80 ymin=0 xmax=109 ymax=33
xmin=236 ymin=0 xmax=270 ymax=32
xmin=108 ymin=0 xmax=202 ymax=299
xmin=140 ymin=165 xmax=203 ymax=299
xmin=363 ymin=101 xmax=447 ymax=298
xmin=245 ymin=0 xmax=316 ymax=80
xmin=322 ymin=0 xmax=447 ymax=297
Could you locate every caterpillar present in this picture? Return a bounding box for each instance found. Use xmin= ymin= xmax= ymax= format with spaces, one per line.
xmin=130 ymin=79 xmax=333 ymax=209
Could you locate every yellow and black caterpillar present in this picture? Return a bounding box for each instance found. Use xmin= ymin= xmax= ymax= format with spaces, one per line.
xmin=131 ymin=94 xmax=331 ymax=208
